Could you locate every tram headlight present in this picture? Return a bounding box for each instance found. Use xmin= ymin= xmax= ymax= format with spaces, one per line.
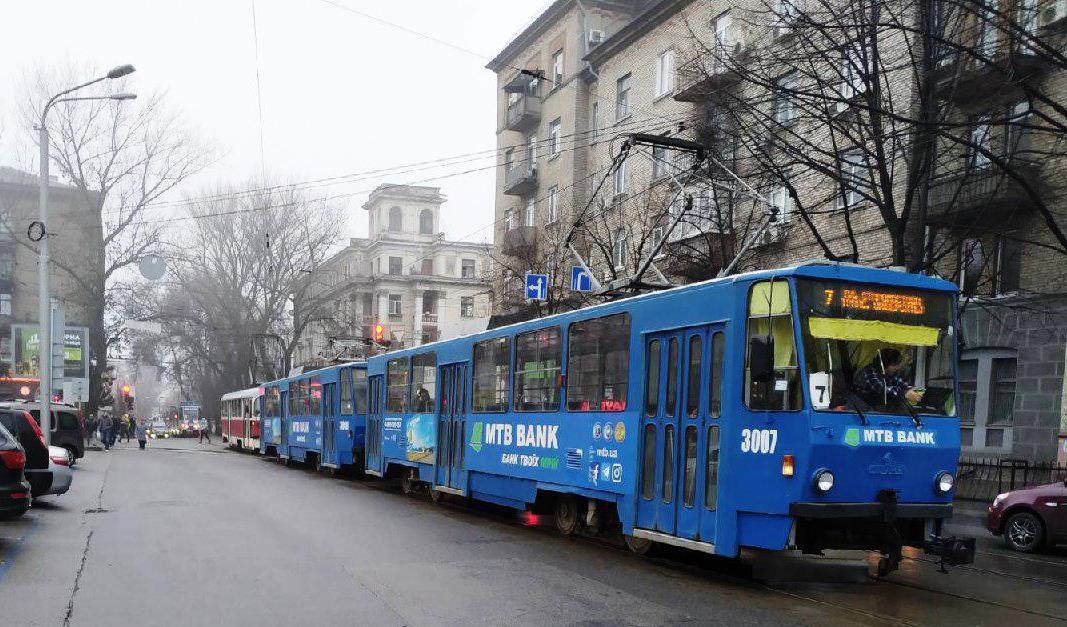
xmin=813 ymin=468 xmax=834 ymax=493
xmin=935 ymin=471 xmax=954 ymax=494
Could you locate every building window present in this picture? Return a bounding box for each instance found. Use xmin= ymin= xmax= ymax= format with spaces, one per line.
xmin=959 ymin=350 xmax=1018 ymax=451
xmin=461 ymin=258 xmax=476 ymax=279
xmin=552 ymin=49 xmax=564 ymax=87
xmin=959 ymin=358 xmax=978 ymax=422
xmin=505 ymin=209 xmax=516 ymax=231
xmin=524 ymin=198 xmax=537 ymax=227
xmin=616 ymin=73 xmax=632 ymax=121
xmin=549 ymin=118 xmax=562 ymax=155
xmin=649 ymin=226 xmax=665 ymax=256
xmin=775 ymin=0 xmax=803 ymax=35
xmin=994 ymin=237 xmax=1022 ymax=295
xmin=958 ymin=238 xmax=984 ymax=296
xmin=613 ymin=158 xmax=628 ymax=196
xmin=460 ymin=296 xmax=474 ymax=318
xmin=978 ymin=0 xmax=998 ymax=57
xmin=652 ymin=145 xmax=671 ymax=178
xmin=591 ymin=101 xmax=599 ymax=139
xmin=504 ymin=147 xmax=515 ymax=172
xmin=388 ymin=256 xmax=403 ymax=275
xmin=526 ymin=133 xmax=538 ymax=164
xmin=971 ymin=115 xmax=992 ymax=167
xmin=769 ymin=183 xmax=792 ymax=222
xmin=388 ymin=206 xmax=403 ymax=231
xmin=837 ymin=150 xmax=867 ymax=209
xmin=654 ymin=49 xmax=676 ymax=98
xmin=362 ymin=292 xmax=373 ymax=316
xmin=566 ymin=313 xmax=631 ymax=411
xmin=612 ymin=229 xmax=628 ymax=269
xmin=840 ymin=42 xmax=867 ymax=103
xmin=420 ymin=258 xmax=434 ymax=276
xmin=547 ymin=186 xmax=559 ymax=223
xmin=713 ymin=11 xmax=738 ymax=72
xmin=388 ymin=294 xmax=402 ymax=318
xmin=774 ymin=72 xmax=797 ymax=125
xmin=989 ymin=357 xmax=1017 ymax=425
xmin=419 ymin=209 xmax=434 ymax=234
xmin=0 ymin=293 xmax=9 ymax=316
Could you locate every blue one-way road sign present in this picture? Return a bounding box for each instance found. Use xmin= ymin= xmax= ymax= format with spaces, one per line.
xmin=525 ymin=273 xmax=548 ymax=301
xmin=571 ymin=266 xmax=593 ymax=292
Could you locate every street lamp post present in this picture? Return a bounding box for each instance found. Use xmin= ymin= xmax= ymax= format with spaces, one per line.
xmin=37 ymin=64 xmax=136 ymax=445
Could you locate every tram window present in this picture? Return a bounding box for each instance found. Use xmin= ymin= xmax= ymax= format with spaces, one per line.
xmin=686 ymin=335 xmax=702 ymax=417
xmin=745 ymin=280 xmax=801 ymax=411
xmin=566 ymin=313 xmax=631 ymax=411
xmin=665 ymin=338 xmax=678 ymax=417
xmin=354 ymin=369 xmax=368 ymax=415
xmin=411 ymin=353 xmax=437 ymax=412
xmin=514 ymin=327 xmax=562 ymax=412
xmin=641 ymin=424 xmax=655 ymax=500
xmin=340 ymin=370 xmax=354 ymax=414
xmin=473 ymin=337 xmax=510 ymax=413
xmin=645 ymin=340 xmax=661 ymax=417
xmin=683 ymin=426 xmax=698 ymax=507
xmin=386 ymin=358 xmax=410 ymax=413
xmin=709 ymin=332 xmax=724 ymax=418
xmin=309 ymin=377 xmax=322 ymax=415
xmin=662 ymin=424 xmax=675 ymax=503
xmin=705 ymin=425 xmax=720 ymax=510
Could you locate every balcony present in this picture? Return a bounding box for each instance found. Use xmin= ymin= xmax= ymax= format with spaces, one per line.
xmin=932 ymin=43 xmax=1054 ymax=102
xmin=421 ymin=312 xmax=439 ymax=326
xmin=505 ymin=93 xmax=542 ymax=132
xmin=674 ymin=47 xmax=749 ymax=103
xmin=501 ymin=225 xmax=538 ymax=257
xmin=926 ymin=162 xmax=1042 ymax=225
xmin=503 ymin=163 xmax=537 ymax=196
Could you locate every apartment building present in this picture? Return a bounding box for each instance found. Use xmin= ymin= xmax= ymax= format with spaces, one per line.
xmin=490 ymin=0 xmax=1067 ymax=461
xmin=0 ymin=166 xmax=104 ymax=379
xmin=294 ymin=184 xmax=492 ymax=366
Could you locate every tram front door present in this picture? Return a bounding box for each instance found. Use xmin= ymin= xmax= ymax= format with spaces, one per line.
xmin=635 ymin=324 xmax=726 ymax=544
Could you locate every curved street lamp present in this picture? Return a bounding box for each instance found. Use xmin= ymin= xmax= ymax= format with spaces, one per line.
xmin=37 ymin=64 xmax=136 ymax=444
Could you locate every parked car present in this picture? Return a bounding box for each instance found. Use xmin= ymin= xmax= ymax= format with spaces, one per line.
xmin=0 ymin=409 xmax=52 ymax=497
xmin=44 ymin=445 xmax=73 ymax=496
xmin=987 ymin=480 xmax=1067 ymax=552
xmin=0 ymin=421 xmax=31 ymax=519
xmin=0 ymin=402 xmax=85 ymax=462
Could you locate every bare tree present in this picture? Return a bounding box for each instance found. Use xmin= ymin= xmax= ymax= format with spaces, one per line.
xmin=13 ymin=63 xmax=214 ymax=412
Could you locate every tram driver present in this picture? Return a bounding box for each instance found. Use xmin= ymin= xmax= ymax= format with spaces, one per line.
xmin=855 ymin=348 xmax=923 ymax=408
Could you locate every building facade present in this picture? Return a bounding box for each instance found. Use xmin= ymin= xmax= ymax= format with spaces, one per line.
xmin=0 ymin=166 xmax=104 ymax=381
xmin=295 ymin=184 xmax=493 ymax=366
xmin=489 ymin=0 xmax=1067 ymax=461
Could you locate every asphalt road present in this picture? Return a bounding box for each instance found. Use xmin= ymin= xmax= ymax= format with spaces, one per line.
xmin=1 ymin=438 xmax=1066 ymax=626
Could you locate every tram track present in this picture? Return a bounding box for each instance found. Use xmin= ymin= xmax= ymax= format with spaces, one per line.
xmin=902 ymin=553 xmax=1067 ymax=590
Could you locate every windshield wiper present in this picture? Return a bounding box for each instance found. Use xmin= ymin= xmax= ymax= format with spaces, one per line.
xmin=892 ymin=393 xmax=923 ymax=429
xmin=843 ymin=392 xmax=869 ymax=426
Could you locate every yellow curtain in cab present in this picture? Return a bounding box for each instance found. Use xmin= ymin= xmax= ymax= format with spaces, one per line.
xmin=807 ymin=317 xmax=940 ymax=346
xmin=749 ymin=281 xmax=791 ymax=316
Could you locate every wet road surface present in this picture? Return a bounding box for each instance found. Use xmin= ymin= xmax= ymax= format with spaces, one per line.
xmin=1 ymin=438 xmax=1065 ymax=626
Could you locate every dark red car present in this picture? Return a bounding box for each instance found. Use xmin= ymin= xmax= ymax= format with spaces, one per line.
xmin=987 ymin=480 xmax=1067 ymax=552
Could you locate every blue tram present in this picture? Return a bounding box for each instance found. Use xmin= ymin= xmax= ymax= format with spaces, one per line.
xmin=259 ymin=362 xmax=368 ymax=470
xmin=364 ymin=262 xmax=974 ymax=572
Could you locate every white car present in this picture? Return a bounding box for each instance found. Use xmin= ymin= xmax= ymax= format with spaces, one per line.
xmin=44 ymin=445 xmax=73 ymax=496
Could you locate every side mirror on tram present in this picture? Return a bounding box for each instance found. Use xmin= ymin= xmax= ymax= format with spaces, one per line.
xmin=749 ymin=336 xmax=775 ymax=383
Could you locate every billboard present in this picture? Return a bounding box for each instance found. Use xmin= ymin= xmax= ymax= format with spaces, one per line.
xmin=8 ymin=325 xmax=89 ymax=380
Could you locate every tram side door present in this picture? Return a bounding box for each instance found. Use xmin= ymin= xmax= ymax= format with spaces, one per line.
xmin=366 ymin=375 xmax=384 ymax=474
xmin=280 ymin=391 xmax=289 ymax=454
xmin=637 ymin=330 xmax=684 ymax=534
xmin=323 ymin=382 xmax=337 ymax=462
xmin=434 ymin=362 xmax=469 ymax=493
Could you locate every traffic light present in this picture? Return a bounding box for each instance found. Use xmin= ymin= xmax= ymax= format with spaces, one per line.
xmin=372 ymin=323 xmax=385 ymax=343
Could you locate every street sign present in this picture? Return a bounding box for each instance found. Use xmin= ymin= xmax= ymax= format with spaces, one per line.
xmin=525 ymin=273 xmax=548 ymax=301
xmin=571 ymin=266 xmax=593 ymax=292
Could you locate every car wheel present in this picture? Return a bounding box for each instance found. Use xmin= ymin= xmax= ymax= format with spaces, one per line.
xmin=63 ymin=446 xmax=77 ymax=466
xmin=1004 ymin=511 xmax=1044 ymax=553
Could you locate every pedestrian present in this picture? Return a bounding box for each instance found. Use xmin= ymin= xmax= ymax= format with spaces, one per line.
xmin=199 ymin=419 xmax=211 ymax=444
xmin=135 ymin=420 xmax=147 ymax=450
xmin=100 ymin=413 xmax=114 ymax=451
xmin=85 ymin=413 xmax=98 ymax=447
xmin=122 ymin=414 xmax=133 ymax=443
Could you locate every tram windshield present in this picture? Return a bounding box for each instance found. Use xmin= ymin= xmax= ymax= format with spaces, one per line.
xmin=795 ymin=279 xmax=957 ymax=416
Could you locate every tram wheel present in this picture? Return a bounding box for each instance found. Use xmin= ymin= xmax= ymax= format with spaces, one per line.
xmin=623 ymin=534 xmax=654 ymax=556
xmin=553 ymin=495 xmax=581 ymax=536
xmin=430 ymin=487 xmax=445 ymax=504
xmin=284 ymin=456 xmax=294 ymax=468
xmin=401 ymin=476 xmax=416 ymax=496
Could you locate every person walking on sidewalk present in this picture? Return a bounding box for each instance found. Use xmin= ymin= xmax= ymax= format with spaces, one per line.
xmin=135 ymin=420 xmax=147 ymax=450
xmin=198 ymin=419 xmax=211 ymax=444
xmin=100 ymin=413 xmax=114 ymax=451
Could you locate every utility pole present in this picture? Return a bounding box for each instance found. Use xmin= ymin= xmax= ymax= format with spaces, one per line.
xmin=35 ymin=64 xmax=136 ymax=444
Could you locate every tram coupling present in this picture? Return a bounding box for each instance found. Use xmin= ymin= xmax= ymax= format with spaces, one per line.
xmin=923 ymin=535 xmax=976 ymax=573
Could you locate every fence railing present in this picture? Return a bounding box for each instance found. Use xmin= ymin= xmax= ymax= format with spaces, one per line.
xmin=955 ymin=457 xmax=1067 ymax=502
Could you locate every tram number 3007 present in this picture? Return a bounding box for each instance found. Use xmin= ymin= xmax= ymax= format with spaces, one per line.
xmin=740 ymin=428 xmax=778 ymax=454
